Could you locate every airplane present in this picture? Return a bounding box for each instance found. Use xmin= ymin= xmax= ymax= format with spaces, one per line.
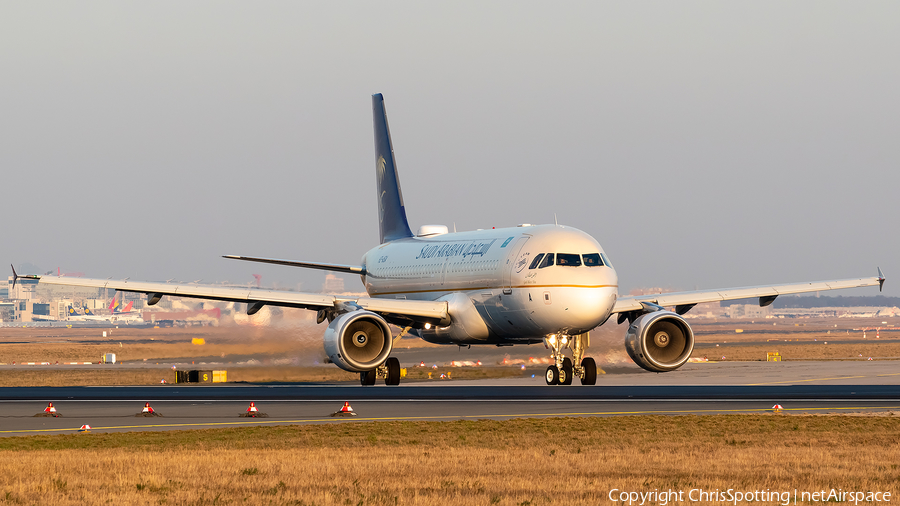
xmin=64 ymin=300 xmax=143 ymax=323
xmin=107 ymin=298 xmax=143 ymax=323
xmin=11 ymin=94 xmax=885 ymax=386
xmin=109 ymin=298 xmax=136 ymax=315
xmin=67 ymin=305 xmax=105 ymax=321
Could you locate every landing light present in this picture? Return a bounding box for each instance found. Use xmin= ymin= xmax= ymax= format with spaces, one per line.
xmin=424 ymin=323 xmax=431 ymax=330
xmin=547 ymin=335 xmax=557 ymax=345
xmin=561 ymin=336 xmax=568 ymax=346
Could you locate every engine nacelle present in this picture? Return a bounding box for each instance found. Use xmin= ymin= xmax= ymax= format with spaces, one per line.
xmin=323 ymin=310 xmax=393 ymax=372
xmin=624 ymin=311 xmax=694 ymax=372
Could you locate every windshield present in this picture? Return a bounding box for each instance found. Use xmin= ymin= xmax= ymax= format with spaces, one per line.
xmin=556 ymin=253 xmax=582 ymax=267
xmin=538 ymin=253 xmax=555 ymax=269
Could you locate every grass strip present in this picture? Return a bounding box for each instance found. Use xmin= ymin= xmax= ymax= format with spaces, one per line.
xmin=0 ymin=416 xmax=898 ymax=505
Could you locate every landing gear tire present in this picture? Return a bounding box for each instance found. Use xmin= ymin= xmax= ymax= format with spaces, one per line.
xmin=360 ymin=369 xmax=377 ymax=386
xmin=385 ymin=357 xmax=401 ymax=386
xmin=580 ymin=357 xmax=597 ymax=386
xmin=561 ymin=357 xmax=573 ymax=385
xmin=545 ymin=365 xmax=560 ymax=385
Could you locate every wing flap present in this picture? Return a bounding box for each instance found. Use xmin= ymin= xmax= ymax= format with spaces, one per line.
xmin=613 ymin=275 xmax=884 ymax=313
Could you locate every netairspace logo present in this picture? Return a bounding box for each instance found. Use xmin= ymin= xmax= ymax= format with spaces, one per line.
xmin=607 ymin=488 xmax=893 ymax=505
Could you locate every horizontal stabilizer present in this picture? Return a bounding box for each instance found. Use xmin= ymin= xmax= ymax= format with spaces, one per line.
xmin=223 ymin=255 xmax=365 ymax=275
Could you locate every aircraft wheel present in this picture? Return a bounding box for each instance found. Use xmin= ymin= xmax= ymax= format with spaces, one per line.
xmin=360 ymin=370 xmax=376 ymax=386
xmin=385 ymin=357 xmax=401 ymax=385
xmin=561 ymin=357 xmax=573 ymax=385
xmin=580 ymin=357 xmax=597 ymax=385
xmin=545 ymin=365 xmax=560 ymax=385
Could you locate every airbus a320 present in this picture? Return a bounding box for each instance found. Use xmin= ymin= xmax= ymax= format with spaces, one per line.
xmin=14 ymin=94 xmax=885 ymax=386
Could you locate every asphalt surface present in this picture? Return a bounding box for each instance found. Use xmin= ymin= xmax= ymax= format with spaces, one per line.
xmin=0 ymin=360 xmax=898 ymax=436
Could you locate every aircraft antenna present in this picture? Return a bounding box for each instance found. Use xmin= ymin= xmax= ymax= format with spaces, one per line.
xmin=554 ymin=213 xmax=558 ymax=226
xmin=453 ymin=223 xmax=457 ymax=233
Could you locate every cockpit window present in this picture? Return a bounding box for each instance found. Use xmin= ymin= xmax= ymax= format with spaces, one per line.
xmin=538 ymin=253 xmax=555 ymax=269
xmin=582 ymin=253 xmax=603 ymax=267
xmin=556 ymin=253 xmax=582 ymax=267
xmin=600 ymin=252 xmax=613 ymax=268
xmin=528 ymin=253 xmax=545 ymax=270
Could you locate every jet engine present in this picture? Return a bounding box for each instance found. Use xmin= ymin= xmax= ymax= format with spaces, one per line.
xmin=624 ymin=311 xmax=694 ymax=372
xmin=323 ymin=310 xmax=393 ymax=372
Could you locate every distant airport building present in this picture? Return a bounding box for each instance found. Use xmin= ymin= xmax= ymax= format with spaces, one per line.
xmin=322 ymin=273 xmax=345 ymax=293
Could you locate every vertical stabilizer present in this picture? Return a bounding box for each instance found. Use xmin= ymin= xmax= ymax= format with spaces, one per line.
xmin=372 ymin=93 xmax=413 ymax=244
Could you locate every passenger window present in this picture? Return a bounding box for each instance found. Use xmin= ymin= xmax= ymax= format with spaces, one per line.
xmin=556 ymin=253 xmax=581 ymax=267
xmin=582 ymin=253 xmax=603 ymax=267
xmin=538 ymin=253 xmax=554 ymax=269
xmin=529 ymin=254 xmax=545 ymax=270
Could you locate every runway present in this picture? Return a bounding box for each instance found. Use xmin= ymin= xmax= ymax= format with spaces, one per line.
xmin=0 ymin=361 xmax=898 ymax=436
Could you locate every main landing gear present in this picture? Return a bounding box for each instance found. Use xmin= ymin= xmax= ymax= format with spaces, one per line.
xmin=360 ymin=357 xmax=402 ymax=386
xmin=544 ymin=333 xmax=597 ymax=386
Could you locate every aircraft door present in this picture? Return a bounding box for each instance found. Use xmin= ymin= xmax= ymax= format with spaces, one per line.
xmin=502 ymin=237 xmax=529 ymax=294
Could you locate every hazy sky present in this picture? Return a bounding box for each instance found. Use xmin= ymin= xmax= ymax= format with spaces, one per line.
xmin=3 ymin=2 xmax=898 ymax=297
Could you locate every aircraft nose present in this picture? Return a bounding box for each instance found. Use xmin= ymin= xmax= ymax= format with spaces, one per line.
xmin=558 ymin=285 xmax=617 ymax=330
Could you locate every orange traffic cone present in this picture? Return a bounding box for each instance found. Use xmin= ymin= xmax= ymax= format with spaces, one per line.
xmin=35 ymin=402 xmax=61 ymax=418
xmin=137 ymin=402 xmax=162 ymax=417
xmin=331 ymin=401 xmax=357 ymax=417
xmin=240 ymin=402 xmax=268 ymax=418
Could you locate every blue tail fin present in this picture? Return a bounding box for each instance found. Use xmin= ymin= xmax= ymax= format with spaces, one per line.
xmin=372 ymin=93 xmax=413 ymax=244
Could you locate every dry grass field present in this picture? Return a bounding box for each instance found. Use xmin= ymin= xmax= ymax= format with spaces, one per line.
xmin=0 ymin=416 xmax=897 ymax=505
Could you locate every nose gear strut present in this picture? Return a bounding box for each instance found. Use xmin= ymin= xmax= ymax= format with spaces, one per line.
xmin=543 ymin=333 xmax=597 ymax=386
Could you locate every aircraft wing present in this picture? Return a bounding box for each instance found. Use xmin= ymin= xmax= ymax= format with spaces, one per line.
xmin=612 ymin=269 xmax=885 ymax=315
xmin=27 ymin=275 xmax=448 ymax=326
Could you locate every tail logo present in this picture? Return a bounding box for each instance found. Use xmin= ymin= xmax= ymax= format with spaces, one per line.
xmin=377 ymin=156 xmax=386 ymax=223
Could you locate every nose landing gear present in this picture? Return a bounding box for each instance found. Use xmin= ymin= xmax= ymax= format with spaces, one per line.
xmin=543 ymin=333 xmax=597 ymax=386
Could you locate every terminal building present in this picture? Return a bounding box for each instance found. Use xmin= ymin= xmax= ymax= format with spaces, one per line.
xmin=1 ymin=270 xmax=359 ymax=326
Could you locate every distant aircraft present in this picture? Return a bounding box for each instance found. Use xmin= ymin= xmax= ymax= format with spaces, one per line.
xmin=109 ymin=297 xmax=136 ymax=315
xmin=14 ymin=94 xmax=885 ymax=386
xmin=67 ymin=306 xmax=105 ymax=321
xmin=108 ymin=298 xmax=142 ymax=323
xmin=65 ymin=300 xmax=142 ymax=324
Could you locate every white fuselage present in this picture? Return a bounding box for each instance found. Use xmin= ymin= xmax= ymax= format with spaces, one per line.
xmin=362 ymin=224 xmax=618 ymax=344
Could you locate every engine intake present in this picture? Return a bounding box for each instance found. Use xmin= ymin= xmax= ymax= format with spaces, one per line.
xmin=624 ymin=311 xmax=694 ymax=372
xmin=323 ymin=310 xmax=393 ymax=372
